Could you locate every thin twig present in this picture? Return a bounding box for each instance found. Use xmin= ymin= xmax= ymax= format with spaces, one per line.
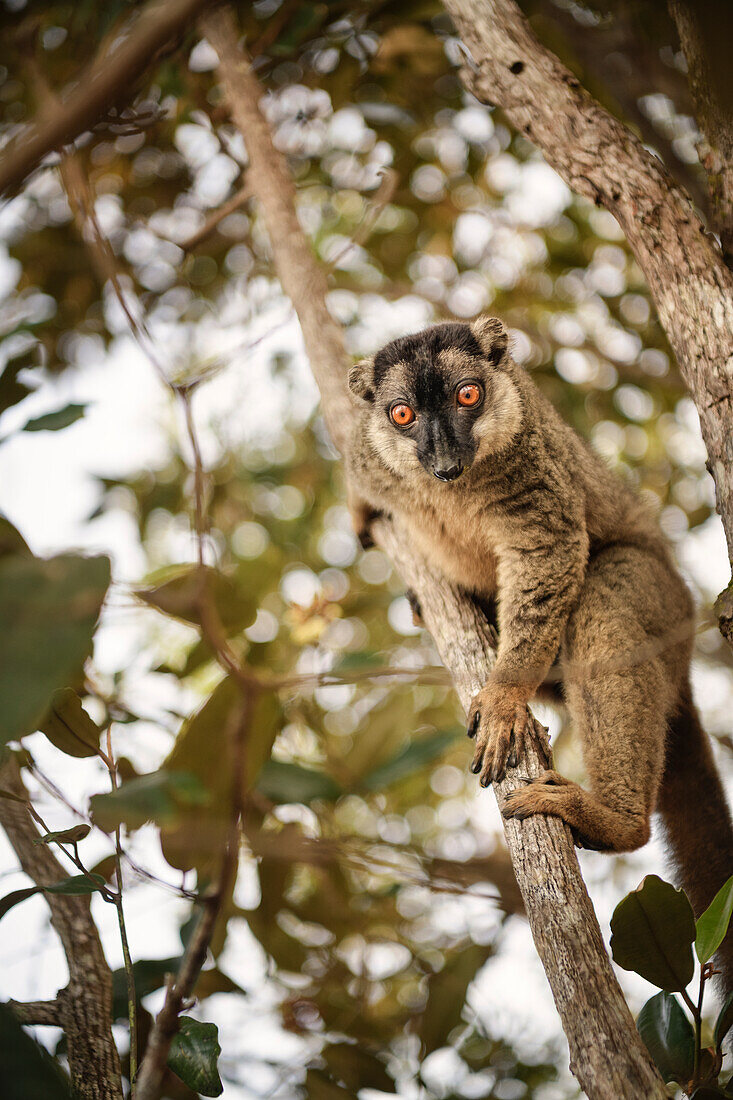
xmin=177 ymin=182 xmax=252 ymax=253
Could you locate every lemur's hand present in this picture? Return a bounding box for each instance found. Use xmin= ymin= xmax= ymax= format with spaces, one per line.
xmin=348 ymin=498 xmax=382 ymax=550
xmin=467 ymin=679 xmax=530 ymax=786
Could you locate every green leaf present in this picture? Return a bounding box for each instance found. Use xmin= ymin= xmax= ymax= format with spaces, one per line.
xmin=90 ymin=770 xmax=208 ymax=832
xmin=167 ymin=1017 xmax=222 ymax=1097
xmin=0 ymin=347 xmax=37 ymax=418
xmin=0 ymin=874 xmax=105 ymax=921
xmin=361 ymin=729 xmax=456 ymax=790
xmin=0 ymin=553 xmax=110 ymax=744
xmin=0 ymin=886 xmax=42 ymax=921
xmin=38 ymin=689 xmax=101 ymax=758
xmin=610 ymin=875 xmax=696 ymax=991
xmin=637 ymin=991 xmax=695 ymax=1084
xmin=0 ymin=1002 xmax=73 ymax=1099
xmin=137 ymin=563 xmax=257 ymax=632
xmin=22 ymin=403 xmax=86 ymax=432
xmin=111 ymin=955 xmax=180 ymax=1018
xmin=256 ymin=760 xmax=342 ymax=805
xmin=0 ymin=514 xmax=31 ymax=558
xmin=417 ymin=944 xmax=492 ymax=1055
xmin=303 ymin=1069 xmax=358 ymax=1100
xmin=714 ymin=990 xmax=733 ymax=1049
xmin=34 ymin=824 xmax=91 ymax=846
xmin=44 ymin=874 xmax=106 ymax=895
xmin=696 ymin=875 xmax=733 ymax=964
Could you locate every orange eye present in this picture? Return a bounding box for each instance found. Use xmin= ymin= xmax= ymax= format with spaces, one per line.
xmin=457 ymin=383 xmax=482 ymax=408
xmin=390 ymin=403 xmax=415 ymax=427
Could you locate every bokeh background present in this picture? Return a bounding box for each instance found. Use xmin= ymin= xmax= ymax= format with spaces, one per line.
xmin=0 ymin=2 xmax=731 ymax=1097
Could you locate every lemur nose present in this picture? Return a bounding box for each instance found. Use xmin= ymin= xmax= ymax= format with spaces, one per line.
xmin=433 ymin=464 xmax=463 ymax=482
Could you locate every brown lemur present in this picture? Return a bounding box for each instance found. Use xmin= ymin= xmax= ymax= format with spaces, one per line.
xmin=346 ymin=315 xmax=733 ymax=987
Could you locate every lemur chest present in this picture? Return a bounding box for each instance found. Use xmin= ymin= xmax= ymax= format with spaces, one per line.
xmin=399 ymin=494 xmax=498 ymax=597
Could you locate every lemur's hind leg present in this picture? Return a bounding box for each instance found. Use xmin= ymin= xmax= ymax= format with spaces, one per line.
xmin=503 ymin=547 xmax=676 ymax=852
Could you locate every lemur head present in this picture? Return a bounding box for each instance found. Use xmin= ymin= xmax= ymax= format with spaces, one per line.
xmin=348 ymin=316 xmax=523 ymax=482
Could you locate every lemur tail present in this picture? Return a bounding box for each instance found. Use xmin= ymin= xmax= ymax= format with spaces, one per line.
xmin=657 ymin=683 xmax=733 ymax=994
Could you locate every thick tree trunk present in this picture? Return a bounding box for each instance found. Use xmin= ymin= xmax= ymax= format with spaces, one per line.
xmin=0 ymin=759 xmax=122 ymax=1100
xmin=443 ymin=0 xmax=733 ymax=604
xmin=202 ymin=8 xmax=668 ymax=1097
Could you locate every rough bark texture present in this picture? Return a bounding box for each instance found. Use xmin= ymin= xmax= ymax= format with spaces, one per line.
xmin=443 ymin=0 xmax=733 ymax=589
xmin=668 ymin=0 xmax=733 ymax=267
xmin=0 ymin=0 xmax=217 ymax=198
xmin=0 ymin=758 xmax=122 ymax=1100
xmin=202 ymin=8 xmax=667 ymax=1097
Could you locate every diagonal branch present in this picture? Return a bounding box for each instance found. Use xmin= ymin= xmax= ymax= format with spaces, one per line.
xmin=668 ymin=0 xmax=733 ymax=267
xmin=200 ymin=8 xmax=667 ymax=1098
xmin=442 ymin=0 xmax=733 ymax=597
xmin=0 ymin=0 xmax=217 ymax=198
xmin=0 ymin=758 xmax=122 ymax=1100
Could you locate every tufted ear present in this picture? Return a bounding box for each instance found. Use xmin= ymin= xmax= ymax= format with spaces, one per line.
xmin=348 ymin=358 xmax=375 ymax=402
xmin=471 ymin=315 xmax=509 ymax=367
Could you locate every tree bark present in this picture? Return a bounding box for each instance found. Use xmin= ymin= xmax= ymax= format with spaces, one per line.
xmin=443 ymin=0 xmax=733 ymax=606
xmin=202 ymin=8 xmax=668 ymax=1097
xmin=0 ymin=758 xmax=122 ymax=1100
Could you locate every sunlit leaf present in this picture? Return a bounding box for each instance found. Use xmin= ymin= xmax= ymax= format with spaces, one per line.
xmin=38 ymin=688 xmax=101 ymax=759
xmin=610 ymin=875 xmax=695 ymax=991
xmin=22 ymin=403 xmax=86 ymax=432
xmin=637 ymin=991 xmax=694 ymax=1084
xmin=90 ymin=770 xmax=209 ymax=832
xmin=0 ymin=553 xmax=110 ymax=744
xmin=696 ymin=875 xmax=733 ymax=964
xmin=35 ymin=824 xmax=91 ymax=846
xmin=167 ymin=1017 xmax=223 ymax=1097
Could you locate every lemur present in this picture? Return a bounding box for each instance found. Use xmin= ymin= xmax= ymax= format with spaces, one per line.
xmin=346 ymin=315 xmax=733 ymax=988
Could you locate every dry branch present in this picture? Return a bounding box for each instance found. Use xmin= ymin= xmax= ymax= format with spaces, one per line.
xmin=0 ymin=757 xmax=122 ymax=1100
xmin=201 ymin=8 xmax=667 ymax=1097
xmin=443 ymin=0 xmax=733 ymax=591
xmin=0 ymin=0 xmax=216 ymax=198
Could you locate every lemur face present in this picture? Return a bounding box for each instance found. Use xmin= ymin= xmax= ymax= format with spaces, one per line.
xmin=348 ymin=316 xmax=523 ymax=482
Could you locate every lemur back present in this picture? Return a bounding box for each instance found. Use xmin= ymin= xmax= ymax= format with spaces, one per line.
xmin=347 ymin=316 xmax=733 ymax=994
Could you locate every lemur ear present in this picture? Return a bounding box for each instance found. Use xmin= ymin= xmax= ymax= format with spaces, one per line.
xmin=471 ymin=315 xmax=509 ymax=366
xmin=348 ymin=358 xmax=375 ymax=402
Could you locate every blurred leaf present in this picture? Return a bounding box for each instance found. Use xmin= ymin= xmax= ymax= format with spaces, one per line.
xmin=418 ymin=944 xmax=492 ymax=1055
xmin=38 ymin=688 xmax=101 ymax=758
xmin=361 ymin=729 xmax=456 ymax=791
xmin=610 ymin=875 xmax=695 ymax=991
xmin=321 ymin=1043 xmax=394 ymax=1093
xmin=0 ymin=553 xmax=110 ymax=744
xmin=304 ymin=1069 xmax=357 ymax=1100
xmin=112 ymin=955 xmax=181 ymax=1018
xmin=161 ymin=681 xmax=282 ymax=874
xmin=90 ymin=770 xmax=208 ymax=832
xmin=0 ymin=1002 xmax=72 ymax=1099
xmin=257 ymin=760 xmax=342 ymax=804
xmin=167 ymin=1017 xmax=223 ymax=1097
xmin=637 ymin=991 xmax=694 ymax=1084
xmin=35 ymin=824 xmax=90 ymax=846
xmin=0 ymin=515 xmax=30 ymax=558
xmin=0 ymin=787 xmax=27 ymax=804
xmin=696 ymin=874 xmax=733 ymax=964
xmin=137 ymin=564 xmax=257 ymax=632
xmin=22 ymin=404 xmax=86 ymax=433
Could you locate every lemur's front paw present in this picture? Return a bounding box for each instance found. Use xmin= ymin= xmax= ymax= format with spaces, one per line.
xmin=467 ymin=682 xmax=530 ymax=786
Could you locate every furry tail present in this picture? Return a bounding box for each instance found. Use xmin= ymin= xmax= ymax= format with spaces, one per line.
xmin=657 ymin=684 xmax=733 ymax=994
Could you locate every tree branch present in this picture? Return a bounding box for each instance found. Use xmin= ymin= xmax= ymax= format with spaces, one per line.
xmin=8 ymin=999 xmax=63 ymax=1027
xmin=668 ymin=0 xmax=733 ymax=266
xmin=442 ymin=0 xmax=733 ymax=614
xmin=201 ymin=9 xmax=667 ymax=1097
xmin=0 ymin=0 xmax=217 ymax=198
xmin=0 ymin=758 xmax=122 ymax=1100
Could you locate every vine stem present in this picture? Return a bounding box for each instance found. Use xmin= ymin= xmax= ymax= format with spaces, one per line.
xmin=106 ymin=726 xmax=138 ymax=1095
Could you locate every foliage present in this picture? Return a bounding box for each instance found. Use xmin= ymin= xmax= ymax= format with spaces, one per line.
xmin=611 ymin=875 xmax=733 ymax=1097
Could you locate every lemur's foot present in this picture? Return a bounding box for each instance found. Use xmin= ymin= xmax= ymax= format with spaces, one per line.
xmin=502 ymin=769 xmax=573 ymax=819
xmin=349 ymin=501 xmax=383 ymax=550
xmin=405 ymin=589 xmax=423 ymax=626
xmin=467 ymin=682 xmax=530 ymax=786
